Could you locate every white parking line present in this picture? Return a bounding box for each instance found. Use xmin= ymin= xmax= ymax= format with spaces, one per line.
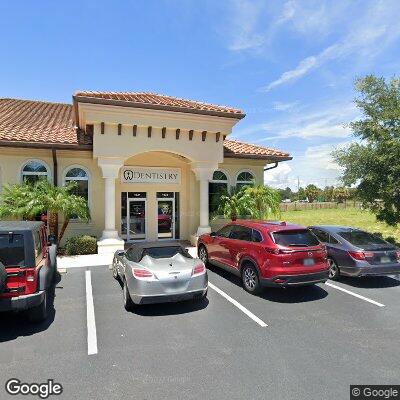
xmin=325 ymin=282 xmax=385 ymax=308
xmin=208 ymin=282 xmax=268 ymax=327
xmin=85 ymin=270 xmax=98 ymax=355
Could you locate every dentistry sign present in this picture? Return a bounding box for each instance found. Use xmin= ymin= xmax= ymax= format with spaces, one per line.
xmin=121 ymin=166 xmax=181 ymax=184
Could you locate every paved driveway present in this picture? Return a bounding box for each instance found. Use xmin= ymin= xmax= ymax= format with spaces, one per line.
xmin=1 ymin=264 xmax=399 ymax=400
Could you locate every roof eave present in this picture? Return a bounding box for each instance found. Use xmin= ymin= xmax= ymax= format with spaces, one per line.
xmin=223 ymin=153 xmax=292 ymax=162
xmin=0 ymin=140 xmax=93 ymax=151
xmin=73 ymin=95 xmax=246 ymax=120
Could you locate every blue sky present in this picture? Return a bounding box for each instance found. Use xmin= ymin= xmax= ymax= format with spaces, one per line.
xmin=1 ymin=0 xmax=400 ymax=190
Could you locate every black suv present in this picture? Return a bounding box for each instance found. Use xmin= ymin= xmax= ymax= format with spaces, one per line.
xmin=0 ymin=221 xmax=57 ymax=322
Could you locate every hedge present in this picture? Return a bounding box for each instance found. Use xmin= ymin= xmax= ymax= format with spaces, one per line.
xmin=65 ymin=235 xmax=97 ymax=255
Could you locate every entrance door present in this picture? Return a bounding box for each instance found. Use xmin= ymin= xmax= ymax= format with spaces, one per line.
xmin=157 ymin=198 xmax=174 ymax=239
xmin=127 ymin=199 xmax=147 ymax=241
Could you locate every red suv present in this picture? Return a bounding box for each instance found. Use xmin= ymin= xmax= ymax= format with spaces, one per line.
xmin=198 ymin=220 xmax=329 ymax=294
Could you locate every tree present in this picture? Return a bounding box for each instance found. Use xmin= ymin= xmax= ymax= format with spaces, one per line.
xmin=0 ymin=180 xmax=90 ymax=243
xmin=218 ymin=187 xmax=245 ymax=221
xmin=278 ymin=187 xmax=293 ymax=201
xmin=240 ymin=185 xmax=281 ymax=219
xmin=333 ymin=75 xmax=400 ymax=225
xmin=323 ymin=186 xmax=335 ymax=202
xmin=218 ymin=185 xmax=281 ymax=221
xmin=305 ymin=184 xmax=320 ymax=203
xmin=333 ymin=186 xmax=350 ymax=203
xmin=297 ymin=187 xmax=307 ymax=201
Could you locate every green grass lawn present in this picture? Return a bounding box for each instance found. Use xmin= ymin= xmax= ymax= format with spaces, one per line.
xmin=281 ymin=207 xmax=400 ymax=244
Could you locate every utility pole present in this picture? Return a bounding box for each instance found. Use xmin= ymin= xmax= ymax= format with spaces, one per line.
xmin=297 ymin=176 xmax=300 ymax=201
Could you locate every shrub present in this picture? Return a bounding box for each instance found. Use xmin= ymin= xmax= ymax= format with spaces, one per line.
xmin=65 ymin=235 xmax=97 ymax=255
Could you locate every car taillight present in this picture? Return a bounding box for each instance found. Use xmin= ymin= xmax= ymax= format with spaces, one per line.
xmin=26 ymin=269 xmax=35 ymax=282
xmin=192 ymin=263 xmax=206 ymax=276
xmin=348 ymin=251 xmax=374 ymax=261
xmin=265 ymin=247 xmax=281 ymax=255
xmin=265 ymin=247 xmax=295 ymax=255
xmin=132 ymin=268 xmax=153 ymax=279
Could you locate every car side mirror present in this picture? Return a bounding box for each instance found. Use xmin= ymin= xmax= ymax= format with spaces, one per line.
xmin=117 ymin=250 xmax=126 ymax=257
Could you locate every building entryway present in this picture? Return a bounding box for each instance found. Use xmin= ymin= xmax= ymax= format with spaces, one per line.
xmin=121 ymin=191 xmax=180 ymax=242
xmin=157 ymin=192 xmax=174 ymax=239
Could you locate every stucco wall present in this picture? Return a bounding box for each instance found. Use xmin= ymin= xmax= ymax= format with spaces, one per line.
xmin=0 ymin=146 xmax=266 ymax=243
xmin=0 ymin=147 xmax=104 ymax=244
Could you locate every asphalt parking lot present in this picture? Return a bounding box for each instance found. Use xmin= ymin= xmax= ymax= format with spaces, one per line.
xmin=1 ymin=263 xmax=400 ymax=400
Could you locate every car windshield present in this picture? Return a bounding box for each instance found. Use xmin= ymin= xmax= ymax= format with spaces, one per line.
xmin=272 ymin=230 xmax=320 ymax=247
xmin=142 ymin=246 xmax=192 ymax=259
xmin=338 ymin=230 xmax=388 ymax=246
xmin=0 ymin=233 xmax=25 ymax=266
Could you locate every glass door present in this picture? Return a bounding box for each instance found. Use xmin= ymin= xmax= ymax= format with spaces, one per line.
xmin=157 ymin=198 xmax=174 ymax=239
xmin=127 ymin=199 xmax=147 ymax=241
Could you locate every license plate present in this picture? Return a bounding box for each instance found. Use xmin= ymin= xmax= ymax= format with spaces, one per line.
xmin=303 ymin=258 xmax=315 ymax=266
xmin=380 ymin=256 xmax=391 ymax=263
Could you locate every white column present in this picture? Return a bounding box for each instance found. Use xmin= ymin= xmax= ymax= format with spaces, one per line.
xmin=103 ymin=177 xmax=117 ymax=236
xmin=191 ymin=162 xmax=218 ymax=237
xmin=199 ymin=178 xmax=209 ymax=230
xmin=97 ymin=157 xmax=125 ymax=254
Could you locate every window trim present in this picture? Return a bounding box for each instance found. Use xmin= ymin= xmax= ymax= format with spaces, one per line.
xmin=229 ymin=224 xmax=253 ymax=242
xmin=235 ymin=169 xmax=255 ymax=188
xmin=252 ymin=228 xmax=264 ymax=243
xmin=209 ymin=169 xmax=230 ymax=215
xmin=20 ymin=159 xmax=51 ymax=183
xmin=211 ymin=169 xmax=230 ymax=185
xmin=62 ymin=164 xmax=91 ymax=219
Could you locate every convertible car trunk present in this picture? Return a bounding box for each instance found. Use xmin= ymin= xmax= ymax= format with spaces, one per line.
xmin=140 ymin=254 xmax=195 ymax=291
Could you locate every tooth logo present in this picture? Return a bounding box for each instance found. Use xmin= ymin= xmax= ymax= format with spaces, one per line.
xmin=124 ymin=170 xmax=134 ymax=180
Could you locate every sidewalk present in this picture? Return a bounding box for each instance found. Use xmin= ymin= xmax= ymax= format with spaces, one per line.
xmin=57 ymin=253 xmax=114 ymax=269
xmin=57 ymin=246 xmax=198 ymax=269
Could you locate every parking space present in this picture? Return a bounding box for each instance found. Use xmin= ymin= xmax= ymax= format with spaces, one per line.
xmin=1 ymin=265 xmax=400 ymax=400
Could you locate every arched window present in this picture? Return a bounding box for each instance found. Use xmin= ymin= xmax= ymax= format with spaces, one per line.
xmin=21 ymin=160 xmax=49 ymax=184
xmin=209 ymin=170 xmax=229 ymax=214
xmin=236 ymin=171 xmax=254 ymax=190
xmin=64 ymin=167 xmax=89 ymax=204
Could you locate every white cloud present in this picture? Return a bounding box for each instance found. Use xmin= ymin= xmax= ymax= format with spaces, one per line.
xmin=240 ymin=101 xmax=358 ymax=140
xmin=226 ymin=0 xmax=266 ymax=51
xmin=262 ymin=56 xmax=317 ymax=91
xmin=264 ymin=162 xmax=293 ymax=188
xmin=223 ymin=0 xmax=297 ymax=52
xmin=272 ymin=100 xmax=299 ymax=111
xmin=302 ymin=143 xmax=343 ymax=171
xmin=261 ymin=0 xmax=400 ymax=91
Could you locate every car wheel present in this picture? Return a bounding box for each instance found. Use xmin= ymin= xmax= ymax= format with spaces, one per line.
xmin=198 ymin=245 xmax=208 ymax=265
xmin=241 ymin=263 xmax=261 ymax=295
xmin=0 ymin=261 xmax=6 ymax=294
xmin=123 ymin=280 xmax=135 ymax=311
xmin=328 ymin=257 xmax=340 ymax=280
xmin=48 ymin=245 xmax=58 ymax=283
xmin=28 ymin=291 xmax=48 ymax=323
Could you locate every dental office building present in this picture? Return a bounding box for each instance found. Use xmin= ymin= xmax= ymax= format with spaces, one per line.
xmin=0 ymin=92 xmax=291 ymax=253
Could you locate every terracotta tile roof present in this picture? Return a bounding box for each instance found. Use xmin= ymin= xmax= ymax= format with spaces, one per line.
xmin=0 ymin=98 xmax=291 ymax=161
xmin=223 ymin=139 xmax=292 ymax=160
xmin=0 ymin=98 xmax=91 ymax=147
xmin=74 ymin=91 xmax=245 ymax=119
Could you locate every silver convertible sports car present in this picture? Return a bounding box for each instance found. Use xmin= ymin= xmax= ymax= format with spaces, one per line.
xmin=112 ymin=242 xmax=208 ymax=310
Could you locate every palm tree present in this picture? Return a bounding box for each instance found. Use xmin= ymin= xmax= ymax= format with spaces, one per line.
xmin=240 ymin=185 xmax=281 ymax=219
xmin=218 ymin=187 xmax=246 ymax=221
xmin=218 ymin=185 xmax=281 ymax=221
xmin=0 ymin=179 xmax=90 ymax=244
